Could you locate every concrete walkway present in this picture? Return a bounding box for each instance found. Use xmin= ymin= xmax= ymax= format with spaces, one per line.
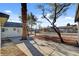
xmin=32 ymin=38 xmax=79 ymax=56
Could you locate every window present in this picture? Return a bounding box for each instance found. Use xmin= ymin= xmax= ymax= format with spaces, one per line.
xmin=1 ymin=28 xmax=5 ymax=32
xmin=13 ymin=28 xmax=16 ymax=31
xmin=17 ymin=29 xmax=20 ymax=32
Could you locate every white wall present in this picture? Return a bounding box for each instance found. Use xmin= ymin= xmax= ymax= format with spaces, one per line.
xmin=1 ymin=27 xmax=22 ymax=38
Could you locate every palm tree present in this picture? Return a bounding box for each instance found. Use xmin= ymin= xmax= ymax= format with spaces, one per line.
xmin=27 ymin=12 xmax=37 ymax=35
xmin=19 ymin=12 xmax=37 ymax=35
xmin=21 ymin=3 xmax=27 ymax=40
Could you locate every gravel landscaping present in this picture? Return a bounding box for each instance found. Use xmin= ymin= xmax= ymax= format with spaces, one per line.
xmin=1 ymin=39 xmax=26 ymax=56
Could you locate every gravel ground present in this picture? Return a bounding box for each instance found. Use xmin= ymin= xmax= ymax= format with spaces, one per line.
xmin=1 ymin=42 xmax=26 ymax=56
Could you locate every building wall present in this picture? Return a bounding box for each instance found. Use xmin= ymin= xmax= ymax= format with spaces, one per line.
xmin=1 ymin=27 xmax=22 ymax=39
xmin=78 ymin=22 xmax=79 ymax=42
xmin=0 ymin=17 xmax=7 ymax=26
xmin=0 ymin=26 xmax=1 ymax=48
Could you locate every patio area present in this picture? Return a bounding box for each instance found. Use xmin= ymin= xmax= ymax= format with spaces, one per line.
xmin=1 ymin=35 xmax=79 ymax=56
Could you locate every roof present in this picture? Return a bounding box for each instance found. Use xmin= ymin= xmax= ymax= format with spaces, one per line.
xmin=47 ymin=25 xmax=77 ymax=29
xmin=0 ymin=12 xmax=9 ymax=19
xmin=75 ymin=4 xmax=79 ymax=22
xmin=3 ymin=22 xmax=22 ymax=27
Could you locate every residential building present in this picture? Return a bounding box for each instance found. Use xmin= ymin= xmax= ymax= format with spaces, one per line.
xmin=0 ymin=12 xmax=9 ymax=40
xmin=1 ymin=22 xmax=22 ymax=39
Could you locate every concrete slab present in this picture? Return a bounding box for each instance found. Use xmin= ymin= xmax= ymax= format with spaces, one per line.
xmin=8 ymin=37 xmax=22 ymax=44
xmin=8 ymin=36 xmax=79 ymax=56
xmin=32 ymin=38 xmax=79 ymax=56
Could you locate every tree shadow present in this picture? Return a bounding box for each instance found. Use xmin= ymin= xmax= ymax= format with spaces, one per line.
xmin=23 ymin=37 xmax=44 ymax=56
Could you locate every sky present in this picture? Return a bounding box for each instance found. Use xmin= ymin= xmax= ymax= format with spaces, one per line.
xmin=0 ymin=3 xmax=77 ymax=28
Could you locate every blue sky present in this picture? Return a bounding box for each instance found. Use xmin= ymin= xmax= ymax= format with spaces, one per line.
xmin=0 ymin=3 xmax=77 ymax=28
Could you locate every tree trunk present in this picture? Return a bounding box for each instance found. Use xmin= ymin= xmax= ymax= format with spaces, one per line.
xmin=52 ymin=3 xmax=64 ymax=43
xmin=21 ymin=3 xmax=27 ymax=40
xmin=34 ymin=29 xmax=36 ymax=36
xmin=30 ymin=24 xmax=32 ymax=35
xmin=43 ymin=15 xmax=64 ymax=43
xmin=52 ymin=25 xmax=64 ymax=43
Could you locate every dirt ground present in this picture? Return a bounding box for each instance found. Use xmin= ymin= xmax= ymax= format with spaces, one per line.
xmin=0 ymin=42 xmax=26 ymax=56
xmin=33 ymin=33 xmax=79 ymax=46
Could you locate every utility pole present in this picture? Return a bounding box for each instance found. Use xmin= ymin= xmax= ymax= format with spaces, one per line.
xmin=21 ymin=3 xmax=27 ymax=40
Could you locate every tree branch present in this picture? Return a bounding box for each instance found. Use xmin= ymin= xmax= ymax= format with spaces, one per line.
xmin=56 ymin=4 xmax=70 ymax=15
xmin=52 ymin=3 xmax=57 ymax=25
xmin=42 ymin=7 xmax=52 ymax=25
xmin=43 ymin=15 xmax=52 ymax=24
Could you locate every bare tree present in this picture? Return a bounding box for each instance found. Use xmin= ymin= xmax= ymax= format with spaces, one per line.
xmin=37 ymin=3 xmax=71 ymax=43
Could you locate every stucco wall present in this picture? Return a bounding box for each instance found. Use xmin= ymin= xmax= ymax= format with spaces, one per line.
xmin=1 ymin=27 xmax=22 ymax=39
xmin=0 ymin=26 xmax=1 ymax=47
xmin=0 ymin=17 xmax=8 ymax=26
